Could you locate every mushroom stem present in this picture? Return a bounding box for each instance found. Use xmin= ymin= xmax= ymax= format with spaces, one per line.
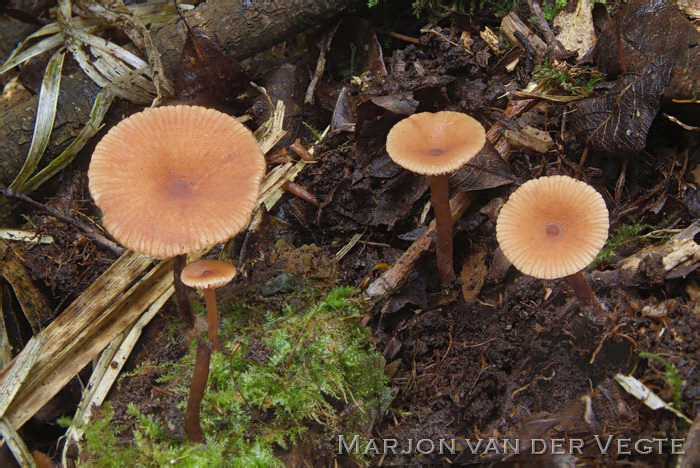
xmin=429 ymin=174 xmax=456 ymax=284
xmin=174 ymin=254 xmax=196 ymax=329
xmin=184 ymin=339 xmax=211 ymax=444
xmin=202 ymin=288 xmax=221 ymax=351
xmin=566 ymin=271 xmax=605 ymax=318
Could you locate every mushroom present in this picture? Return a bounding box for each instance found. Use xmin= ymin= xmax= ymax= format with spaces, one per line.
xmin=180 ymin=259 xmax=237 ymax=351
xmin=386 ymin=111 xmax=486 ymax=284
xmin=88 ymin=105 xmax=265 ymax=328
xmin=496 ymin=175 xmax=609 ymax=316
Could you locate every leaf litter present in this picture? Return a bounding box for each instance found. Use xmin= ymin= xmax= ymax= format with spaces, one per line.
xmin=0 ymin=0 xmax=698 ymax=465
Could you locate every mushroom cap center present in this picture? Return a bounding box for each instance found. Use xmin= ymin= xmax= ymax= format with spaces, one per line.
xmin=427 ymin=147 xmax=444 ymax=156
xmin=201 ymin=269 xmax=212 ymax=276
xmin=166 ymin=177 xmax=193 ymax=198
xmin=544 ymin=222 xmax=564 ymax=239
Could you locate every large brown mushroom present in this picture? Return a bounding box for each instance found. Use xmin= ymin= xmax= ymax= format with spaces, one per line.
xmin=88 ymin=105 xmax=265 ymax=328
xmin=496 ymin=175 xmax=609 ymax=316
xmin=180 ymin=259 xmax=237 ymax=351
xmin=386 ymin=111 xmax=486 ymax=284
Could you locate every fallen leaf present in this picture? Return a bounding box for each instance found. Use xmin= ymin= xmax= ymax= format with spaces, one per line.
xmin=450 ymin=140 xmax=514 ymax=191
xmin=570 ymin=62 xmax=672 ymax=154
xmin=460 ymin=248 xmax=488 ymax=302
xmin=174 ymin=21 xmax=250 ymax=113
xmin=595 ymin=0 xmax=700 ymax=101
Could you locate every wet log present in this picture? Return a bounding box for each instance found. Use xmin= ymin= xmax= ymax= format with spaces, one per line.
xmin=0 ymin=0 xmax=358 ymax=186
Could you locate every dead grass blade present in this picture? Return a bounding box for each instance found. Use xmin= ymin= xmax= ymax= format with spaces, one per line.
xmin=0 ymin=334 xmax=45 ymax=418
xmin=0 ymin=241 xmax=52 ymax=333
xmin=0 ymin=251 xmax=155 ymax=429
xmin=0 ymin=33 xmax=64 ymax=76
xmin=61 ymin=285 xmax=174 ymax=464
xmin=20 ymin=89 xmax=115 ymax=194
xmin=0 ymin=419 xmax=35 ymax=466
xmin=0 ymin=3 xmax=190 ymax=76
xmin=8 ymin=50 xmax=65 ymax=191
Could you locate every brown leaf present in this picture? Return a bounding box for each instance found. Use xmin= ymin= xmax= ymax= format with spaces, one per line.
xmin=450 ymin=140 xmax=514 ymax=191
xmin=595 ymin=0 xmax=700 ymax=101
xmin=174 ymin=21 xmax=250 ymax=113
xmin=460 ymin=248 xmax=488 ymax=302
xmin=570 ymin=63 xmax=672 ymax=154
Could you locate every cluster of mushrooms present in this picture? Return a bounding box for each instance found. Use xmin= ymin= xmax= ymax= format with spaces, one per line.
xmin=88 ymin=105 xmax=265 ymax=441
xmin=386 ymin=111 xmax=609 ymax=315
xmin=87 ymin=106 xmax=609 ymax=444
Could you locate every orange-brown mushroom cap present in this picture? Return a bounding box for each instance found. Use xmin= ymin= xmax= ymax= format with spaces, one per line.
xmin=88 ymin=105 xmax=265 ymax=258
xmin=496 ymin=175 xmax=609 ymax=280
xmin=180 ymin=259 xmax=237 ymax=289
xmin=385 ymin=111 xmax=486 ymax=176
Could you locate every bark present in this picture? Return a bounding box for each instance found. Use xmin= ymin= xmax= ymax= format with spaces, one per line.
xmin=0 ymin=0 xmax=358 ymax=186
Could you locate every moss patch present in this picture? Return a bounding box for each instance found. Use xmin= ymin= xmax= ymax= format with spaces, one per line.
xmin=82 ymin=287 xmax=389 ymax=466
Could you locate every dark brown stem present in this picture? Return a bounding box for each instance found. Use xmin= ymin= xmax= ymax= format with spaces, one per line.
xmin=184 ymin=339 xmax=211 ymax=444
xmin=203 ymin=288 xmax=220 ymax=351
xmin=174 ymin=254 xmax=195 ymax=329
xmin=429 ymin=174 xmax=455 ymax=284
xmin=567 ymin=271 xmax=605 ymax=319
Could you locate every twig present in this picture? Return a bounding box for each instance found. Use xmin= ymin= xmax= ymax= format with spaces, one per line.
xmin=525 ymin=0 xmax=568 ymax=59
xmin=525 ymin=0 xmax=557 ymax=44
xmin=380 ymin=30 xmax=420 ymax=45
xmin=1 ymin=187 xmax=124 ymax=256
xmin=290 ymin=139 xmax=315 ymax=162
xmin=184 ymin=339 xmax=211 ymax=443
xmin=305 ymin=22 xmax=339 ymax=105
xmin=282 ymin=181 xmax=319 ymax=207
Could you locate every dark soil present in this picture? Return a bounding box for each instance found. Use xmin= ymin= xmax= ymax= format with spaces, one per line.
xmin=1 ymin=0 xmax=698 ymax=466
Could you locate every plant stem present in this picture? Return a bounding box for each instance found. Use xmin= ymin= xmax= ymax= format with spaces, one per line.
xmin=567 ymin=271 xmax=605 ymax=319
xmin=203 ymin=288 xmax=220 ymax=351
xmin=184 ymin=339 xmax=211 ymax=444
xmin=174 ymin=254 xmax=195 ymax=329
xmin=429 ymin=174 xmax=455 ymax=284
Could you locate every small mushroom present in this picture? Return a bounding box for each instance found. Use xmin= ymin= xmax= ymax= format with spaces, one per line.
xmin=88 ymin=105 xmax=265 ymax=328
xmin=496 ymin=175 xmax=609 ymax=316
xmin=386 ymin=111 xmax=486 ymax=284
xmin=180 ymin=259 xmax=237 ymax=351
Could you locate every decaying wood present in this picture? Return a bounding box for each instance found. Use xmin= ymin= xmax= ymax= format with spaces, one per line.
xmin=525 ymin=0 xmax=569 ymax=59
xmin=591 ymin=220 xmax=700 ymax=288
xmin=504 ymin=125 xmax=554 ymax=154
xmin=501 ymin=12 xmax=547 ymax=61
xmin=0 ymin=0 xmax=358 ymax=186
xmin=479 ymin=26 xmax=506 ymax=55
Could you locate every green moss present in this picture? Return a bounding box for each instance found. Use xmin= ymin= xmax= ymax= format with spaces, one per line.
xmin=639 ymin=352 xmax=686 ymax=412
xmin=83 ymin=287 xmax=390 ymax=466
xmin=533 ymin=63 xmax=604 ymax=97
xmin=593 ymin=221 xmax=649 ymax=266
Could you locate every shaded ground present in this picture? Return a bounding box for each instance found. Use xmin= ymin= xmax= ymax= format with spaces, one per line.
xmin=0 ymin=0 xmax=698 ymax=465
